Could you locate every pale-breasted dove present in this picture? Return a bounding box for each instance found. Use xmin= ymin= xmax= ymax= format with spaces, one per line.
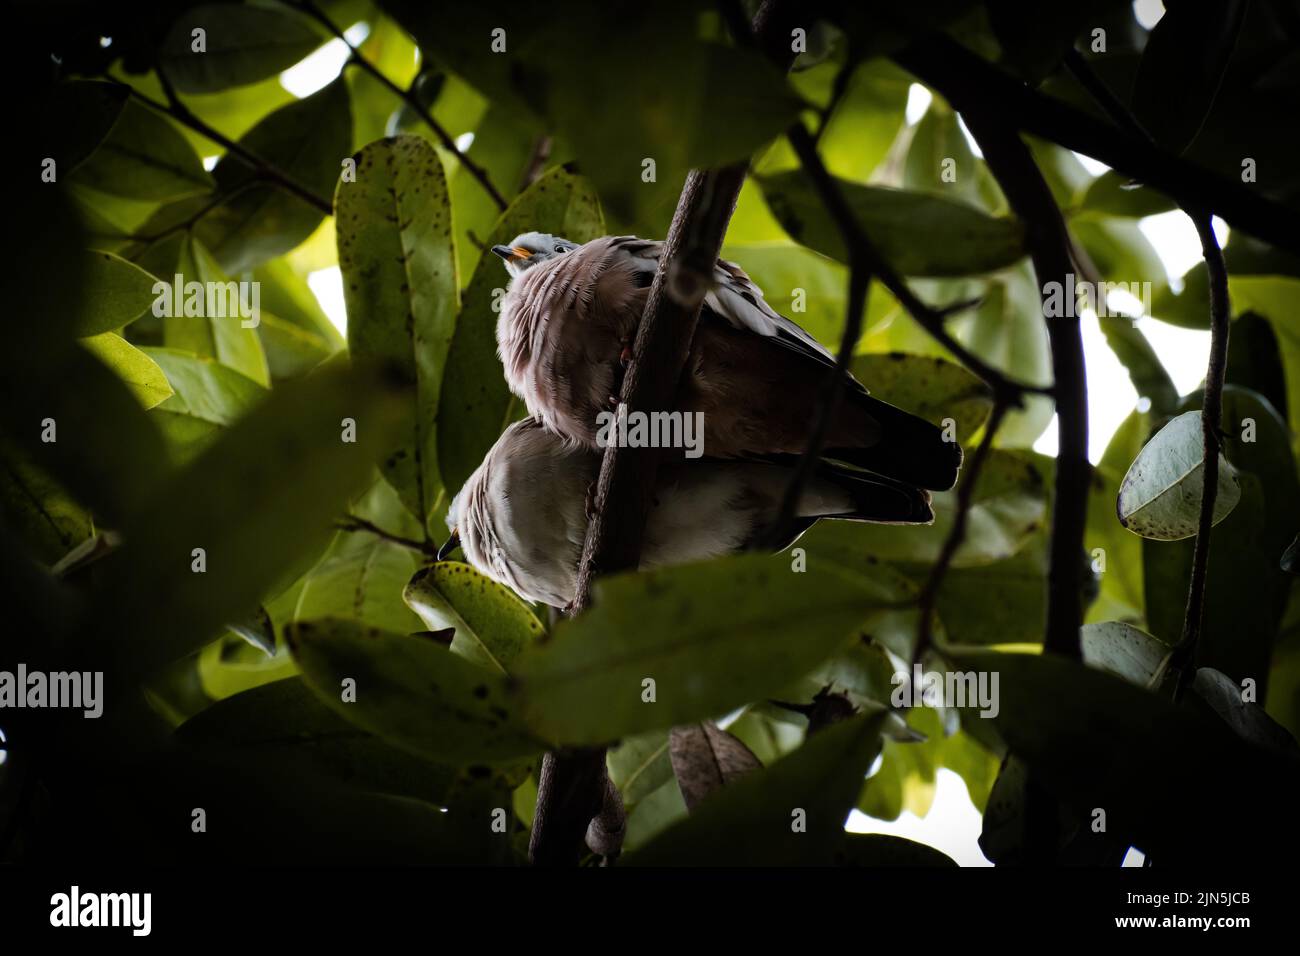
xmin=440 ymin=417 xmax=933 ymax=608
xmin=491 ymin=232 xmax=963 ymax=491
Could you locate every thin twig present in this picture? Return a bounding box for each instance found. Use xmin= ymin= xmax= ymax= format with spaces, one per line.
xmin=335 ymin=515 xmax=436 ymax=557
xmin=518 ymin=135 xmax=554 ymax=192
xmin=124 ymin=71 xmax=333 ymax=215
xmin=1061 ymin=51 xmax=1233 ymax=695
xmin=289 ymin=0 xmax=509 ymax=211
xmin=913 ymin=400 xmax=1010 ymax=666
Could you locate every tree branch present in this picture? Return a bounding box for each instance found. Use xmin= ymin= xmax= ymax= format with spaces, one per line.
xmin=124 ymin=71 xmax=333 ymax=215
xmin=526 ymin=0 xmax=801 ymax=866
xmin=1059 ymin=52 xmax=1233 ymax=697
xmin=896 ymin=34 xmax=1300 ymax=256
xmin=913 ymin=399 xmax=1010 ymax=666
xmin=290 ymin=0 xmax=509 ymax=212
xmin=334 ymin=515 xmax=436 ymax=557
xmin=955 ymin=108 xmax=1089 ymax=663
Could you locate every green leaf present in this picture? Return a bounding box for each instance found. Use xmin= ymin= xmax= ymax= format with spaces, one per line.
xmin=160 ymin=4 xmax=325 ymax=94
xmin=852 ymin=351 xmax=993 ymax=443
xmin=81 ymin=333 xmax=173 ymax=410
xmin=339 ymin=135 xmax=458 ymax=533
xmin=903 ymin=100 xmax=982 ymax=207
xmin=1117 ymin=410 xmax=1241 ymax=540
xmin=607 ymin=731 xmax=673 ymax=807
xmin=1080 ymin=621 xmax=1171 ymax=685
xmin=403 ymin=563 xmax=544 ymax=673
xmin=142 ymin=346 xmax=267 ymax=459
xmin=176 ymin=676 xmax=463 ymax=802
xmin=161 ymin=237 xmax=270 ymax=385
xmin=799 ymin=450 xmax=1047 ymax=569
xmin=0 ymin=443 xmax=93 ymax=566
xmin=437 ymin=167 xmax=603 ymax=494
xmin=1080 ymin=171 xmax=1177 ymax=218
xmin=73 ymin=250 xmax=160 ymax=336
xmin=1085 ymin=413 xmax=1147 ymax=623
xmin=760 ymin=170 xmax=1026 ymax=277
xmin=626 ymin=714 xmax=886 ymax=865
xmin=930 ymin=542 xmax=1048 ymax=647
xmin=70 ymin=96 xmax=214 ymax=201
xmin=0 ymin=341 xmax=171 ymax=525
xmin=226 ymin=605 xmax=275 ymax=656
xmin=943 ymin=648 xmax=1300 ymax=862
xmin=48 ymin=79 xmax=129 ymax=172
xmin=815 ymin=59 xmax=910 ymax=183
xmin=1096 ymin=314 xmax=1178 ymax=415
xmin=1191 ymin=666 xmax=1300 ymax=754
xmin=87 ymin=361 xmax=409 ymax=671
xmin=512 ymin=554 xmax=895 ymax=744
xmin=1132 ymin=0 xmax=1247 ymax=153
xmin=1143 ymin=387 xmax=1299 ymax=685
xmin=289 ymin=617 xmax=547 ymax=763
xmin=197 ymin=78 xmax=351 ymax=273
xmin=833 ymin=833 xmax=958 ymax=867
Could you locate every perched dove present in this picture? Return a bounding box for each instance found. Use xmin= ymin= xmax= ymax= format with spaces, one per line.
xmin=492 ymin=232 xmax=963 ymax=490
xmin=440 ymin=418 xmax=933 ymax=608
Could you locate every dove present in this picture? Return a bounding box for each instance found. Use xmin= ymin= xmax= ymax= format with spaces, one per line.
xmin=492 ymin=233 xmax=963 ymax=490
xmin=439 ymin=417 xmax=933 ymax=608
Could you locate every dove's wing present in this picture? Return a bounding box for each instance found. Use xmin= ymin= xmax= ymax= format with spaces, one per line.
xmin=606 ymin=236 xmax=848 ymax=379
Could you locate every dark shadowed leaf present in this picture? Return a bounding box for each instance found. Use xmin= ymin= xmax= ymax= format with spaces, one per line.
xmin=833 ymin=833 xmax=957 ymax=866
xmin=626 ymin=714 xmax=886 ymax=865
xmin=70 ymin=97 xmax=214 ymax=201
xmin=852 ymin=351 xmax=993 ymax=443
xmin=160 ymin=4 xmax=325 ymax=94
xmin=289 ymin=617 xmax=547 ymax=763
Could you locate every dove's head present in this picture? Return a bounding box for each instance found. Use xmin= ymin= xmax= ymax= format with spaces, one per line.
xmin=491 ymin=232 xmax=580 ymax=277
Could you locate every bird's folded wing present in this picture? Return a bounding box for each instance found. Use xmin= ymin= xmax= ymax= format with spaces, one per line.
xmin=607 ymin=236 xmax=853 ymax=383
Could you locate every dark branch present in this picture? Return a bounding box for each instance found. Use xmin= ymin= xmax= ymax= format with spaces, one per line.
xmin=125 ymin=72 xmax=333 ymax=215
xmin=334 ymin=515 xmax=435 ymax=557
xmin=897 ymin=34 xmax=1300 ymax=256
xmin=290 ymin=0 xmax=509 ymax=211
xmin=956 ymin=108 xmax=1089 ymax=663
xmin=526 ymin=0 xmax=800 ymax=867
xmin=913 ymin=400 xmax=1010 ymax=666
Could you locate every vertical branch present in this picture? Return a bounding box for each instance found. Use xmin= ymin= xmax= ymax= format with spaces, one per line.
xmin=527 ymin=0 xmax=800 ymax=866
xmin=952 ymin=107 xmax=1089 ymax=662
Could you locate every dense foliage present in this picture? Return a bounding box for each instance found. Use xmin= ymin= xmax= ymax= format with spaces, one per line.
xmin=3 ymin=0 xmax=1300 ymax=866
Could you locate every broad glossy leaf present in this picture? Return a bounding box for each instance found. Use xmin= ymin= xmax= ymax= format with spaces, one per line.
xmin=943 ymin=648 xmax=1300 ymax=862
xmin=142 ymin=347 xmax=267 ymax=458
xmin=833 ymin=833 xmax=958 ymax=867
xmin=162 ymin=237 xmax=271 ymax=386
xmin=47 ymin=79 xmax=129 ymax=171
xmin=70 ymin=97 xmax=213 ymax=201
xmin=816 ymin=59 xmax=910 ymax=183
xmin=903 ymin=100 xmax=983 ymax=207
xmin=403 ymin=562 xmax=544 ymax=673
xmin=1080 ymin=171 xmax=1177 ymax=218
xmin=87 ymin=362 xmax=409 ymax=671
xmin=1117 ymin=410 xmax=1240 ymax=540
xmin=289 ymin=617 xmax=547 ymax=763
xmin=1080 ymin=621 xmax=1170 ymax=685
xmin=197 ymin=78 xmax=351 ymax=273
xmin=1132 ymin=0 xmax=1247 ymax=153
xmin=339 ymin=135 xmax=458 ymax=532
xmin=81 ymin=333 xmax=173 ymax=410
xmin=73 ymin=250 xmax=159 ymax=336
xmin=513 ymin=554 xmax=894 ymax=744
xmin=437 ymin=167 xmax=603 ymax=494
xmin=760 ymin=171 xmax=1026 ymax=277
xmin=160 ymin=4 xmax=325 ymax=93
xmin=626 ymin=714 xmax=886 ymax=866
xmin=176 ymin=676 xmax=462 ymax=802
xmin=607 ymin=731 xmax=673 ymax=807
xmin=668 ymin=721 xmax=762 ymax=812
xmin=930 ymin=540 xmax=1048 ymax=647
xmin=0 ymin=443 xmax=93 ymax=565
xmin=852 ymin=351 xmax=993 ymax=443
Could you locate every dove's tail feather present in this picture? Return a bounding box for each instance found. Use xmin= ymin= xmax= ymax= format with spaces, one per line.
xmin=826 ymin=392 xmax=964 ymax=491
xmin=811 ymin=461 xmax=936 ymax=525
